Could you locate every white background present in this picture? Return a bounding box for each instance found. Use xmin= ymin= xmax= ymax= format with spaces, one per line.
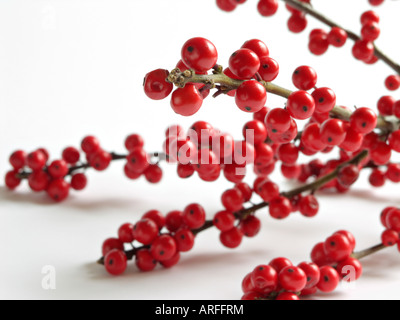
xmin=1 ymin=0 xmax=400 ymax=300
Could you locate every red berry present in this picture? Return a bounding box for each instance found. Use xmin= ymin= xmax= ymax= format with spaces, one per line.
xmin=235 ymin=80 xmax=267 ymax=113
xmin=336 ymin=257 xmax=363 ymax=282
xmin=90 ymin=150 xmax=112 ymax=171
xmin=257 ymin=180 xmax=280 ymax=202
xmin=299 ymin=194 xmax=319 ymax=217
xmin=327 ymin=27 xmax=347 ymax=47
xmin=320 ymin=119 xmax=346 ymax=146
xmin=257 ymin=0 xmax=279 ymax=17
xmin=9 ymin=150 xmax=26 ymax=170
xmin=292 ymin=66 xmax=317 ymax=91
xmin=239 ymin=216 xmax=261 ymax=237
xmin=269 ymin=257 xmax=293 ymax=273
xmin=28 ymin=170 xmax=50 ymax=192
xmin=339 ymin=129 xmax=364 ymax=152
xmin=132 ymin=219 xmax=159 ymax=245
xmin=135 ymin=249 xmax=157 ymax=272
xmin=386 ymin=163 xmax=400 ymax=182
xmin=70 ymin=173 xmax=87 ymax=191
xmin=102 ymin=238 xmax=124 ymax=256
xmin=386 ymin=209 xmax=400 ymax=232
xmin=301 ymin=123 xmax=326 ymax=152
xmin=277 ymin=143 xmax=299 ymax=164
xmin=317 ymin=266 xmax=340 ymax=292
xmin=118 ymin=223 xmax=135 ymax=243
xmin=369 ymin=168 xmax=386 ymax=187
xmin=324 ymin=233 xmax=352 ymax=262
xmin=221 ymin=188 xmax=244 ymax=212
xmin=165 ymin=210 xmax=184 ymax=233
xmin=385 ymin=75 xmax=400 ymax=91
xmin=62 ymin=147 xmax=80 ymax=164
xmin=171 ymin=84 xmax=203 ymax=116
xmin=286 ymin=90 xmax=316 ymax=120
xmin=183 ymin=203 xmax=206 ymax=229
xmin=352 ymin=40 xmax=374 ymax=61
xmin=124 ymin=164 xmax=142 ymax=180
xmin=312 ymin=87 xmax=336 ymax=113
xmin=104 ymin=250 xmax=127 ymax=276
xmin=298 ymin=262 xmax=320 ymax=289
xmin=361 ymin=10 xmax=380 ymax=25
xmin=242 ymin=39 xmax=269 ymax=59
xmin=125 ymin=134 xmax=144 ymax=152
xmin=229 ymin=49 xmax=261 ymax=79
xmin=213 ymin=210 xmax=236 ymax=232
xmin=269 ymin=196 xmax=292 ymax=219
xmin=174 ymin=229 xmax=195 ymax=252
xmin=350 ymin=107 xmax=377 ymax=134
xmin=368 ymin=0 xmax=384 ymax=6
xmin=251 ymin=265 xmax=278 ymax=292
xmin=144 ymin=165 xmax=163 ymax=184
xmin=220 ymin=227 xmax=243 ymax=248
xmin=276 ymin=292 xmax=300 ymax=300
xmin=309 ymin=28 xmax=327 ymax=39
xmin=81 ymin=136 xmax=100 ymax=154
xmin=150 ymin=235 xmax=177 ymax=262
xmin=126 ymin=148 xmax=149 ymax=173
xmin=216 ymin=0 xmax=237 ymax=12
xmin=377 ymin=95 xmax=395 ymax=116
xmin=46 ymin=179 xmax=70 ymax=202
xmin=311 ymin=242 xmax=334 ymax=267
xmin=279 ymin=266 xmax=307 ymax=292
xmin=160 ymin=252 xmax=180 ymax=269
xmin=381 ymin=229 xmax=399 ymax=246
xmin=370 ymin=141 xmax=391 ymax=165
xmin=142 ymin=210 xmax=165 ymax=230
xmin=48 ymin=159 xmax=69 ymax=179
xmin=143 ymin=69 xmax=173 ymax=100
xmin=381 ymin=207 xmax=397 ymax=228
xmin=235 ymin=182 xmax=253 ymax=202
xmin=288 ymin=13 xmax=307 ymax=33
xmin=334 ymin=230 xmax=356 ymax=251
xmin=243 ymin=120 xmax=268 ymax=146
xmin=258 ymin=56 xmax=279 ymax=81
xmin=265 ymin=108 xmax=291 ymax=133
xmin=27 ymin=150 xmax=47 ymax=171
xmin=361 ymin=21 xmax=380 ymax=41
xmin=308 ymin=34 xmax=329 ymax=55
xmin=337 ymin=164 xmax=360 ymax=187
xmin=181 ymin=37 xmax=218 ymax=73
xmin=5 ymin=171 xmax=21 ymax=190
xmin=177 ymin=163 xmax=195 ymax=179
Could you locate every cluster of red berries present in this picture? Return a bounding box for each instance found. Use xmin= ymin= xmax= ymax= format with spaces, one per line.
xmin=242 ymin=230 xmax=362 ymax=300
xmin=380 ymin=207 xmax=400 ymax=250
xmin=102 ymin=205 xmax=207 ymax=275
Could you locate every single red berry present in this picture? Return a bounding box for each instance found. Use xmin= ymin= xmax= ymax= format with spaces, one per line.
xmin=177 ymin=163 xmax=195 ymax=179
xmin=352 ymin=40 xmax=374 ymax=61
xmin=258 ymin=56 xmax=279 ymax=82
xmin=308 ymin=34 xmax=329 ymax=55
xmin=312 ymin=87 xmax=336 ymax=113
xmin=220 ymin=227 xmax=243 ymax=248
xmin=309 ymin=28 xmax=327 ymax=39
xmin=183 ymin=203 xmax=206 ymax=229
xmin=62 ymin=147 xmax=80 ymax=165
xmin=279 ymin=266 xmax=308 ymax=292
xmin=233 ymin=140 xmax=256 ymax=166
xmin=48 ymin=160 xmax=69 ymax=179
xmin=324 ymin=233 xmax=352 ymax=262
xmin=160 ymin=252 xmax=181 ymax=269
xmin=277 ymin=143 xmax=299 ymax=164
xmin=243 ymin=120 xmax=268 ymax=146
xmin=213 ymin=210 xmax=236 ymax=232
xmin=241 ymin=292 xmax=264 ymax=300
xmin=242 ymin=39 xmax=269 ymax=59
xmin=102 ymin=238 xmax=124 ymax=256
xmin=334 ymin=230 xmax=356 ymax=251
xmin=70 ymin=173 xmax=87 ymax=191
xmin=386 ymin=163 xmax=400 ymax=183
xmin=242 ymin=272 xmax=255 ymax=293
xmin=46 ymin=179 xmax=70 ymax=202
xmin=336 ymin=257 xmax=363 ymax=282
xmin=269 ymin=257 xmax=293 ymax=273
xmin=311 ymin=242 xmax=334 ymax=267
xmin=370 ymin=141 xmax=391 ymax=165
xmin=276 ymin=292 xmax=300 ymax=300
xmin=165 ymin=210 xmax=184 ymax=233
xmin=221 ymin=188 xmax=244 ymax=212
xmin=361 ymin=21 xmax=380 ymax=41
xmin=181 ymin=37 xmax=218 ymax=73
xmin=386 ymin=209 xmax=400 ymax=232
xmin=377 ymin=95 xmax=395 ymax=116
xmin=132 ymin=219 xmax=159 ymax=245
xmin=235 ymin=80 xmax=267 ymax=113
xmin=381 ymin=229 xmax=399 ymax=246
xmin=286 ymin=90 xmax=316 ymax=120
xmin=174 ymin=228 xmax=195 ymax=252
xmin=251 ymin=265 xmax=278 ymax=292
xmin=143 ymin=69 xmax=173 ymax=100
xmin=150 ymin=235 xmax=177 ymax=262
xmin=337 ymin=164 xmax=360 ymax=187
xmin=144 ymin=165 xmax=163 ymax=184
xmin=142 ymin=210 xmax=165 ymax=230
xmin=288 ymin=13 xmax=307 ymax=33
xmin=299 ymin=194 xmax=319 ymax=217
xmin=118 ymin=223 xmax=135 ymax=243
xmin=317 ymin=266 xmax=340 ymax=292
xmin=301 ymin=123 xmax=326 ymax=152
xmin=90 ymin=150 xmax=112 ymax=171
xmin=126 ymin=148 xmax=149 ymax=173
xmin=327 ymin=27 xmax=348 ymax=47
xmin=350 ymin=107 xmax=377 ymax=134
xmin=125 ymin=134 xmax=144 ymax=152
xmin=28 ymin=170 xmax=50 ymax=192
xmin=124 ymin=164 xmax=142 ymax=180
xmin=81 ymin=136 xmax=100 ymax=154
xmin=339 ymin=129 xmax=364 ymax=152
xmin=235 ymin=182 xmax=253 ymax=202
xmin=281 ymin=163 xmax=301 ymax=179
xmin=385 ymin=75 xmax=400 ymax=91
xmin=170 ymin=84 xmax=203 ymax=116
xmin=320 ymin=119 xmax=346 ymax=146
xmin=216 ymin=0 xmax=237 ymax=12
xmin=292 ymin=66 xmax=317 ymax=91
xmin=257 ymin=0 xmax=279 ymax=17
xmin=257 ymin=180 xmax=280 ymax=202
xmin=269 ymin=196 xmax=292 ymax=219
xmin=229 ymin=49 xmax=261 ymax=79
xmin=369 ymin=168 xmax=386 ymax=187
xmin=381 ymin=207 xmax=397 ymax=228
xmin=104 ymin=250 xmax=127 ymax=276
xmin=27 ymin=150 xmax=47 ymax=171
xmin=265 ymin=108 xmax=291 ymax=133
xmin=5 ymin=171 xmax=21 ymax=190
xmin=239 ymin=216 xmax=261 ymax=237
xmin=9 ymin=150 xmax=26 ymax=170
xmin=368 ymin=0 xmax=384 ymax=6
xmin=298 ymin=262 xmax=320 ymax=289
xmin=223 ymin=164 xmax=246 ymax=183
xmin=361 ymin=10 xmax=380 ymax=25
xmin=135 ymin=249 xmax=157 ymax=272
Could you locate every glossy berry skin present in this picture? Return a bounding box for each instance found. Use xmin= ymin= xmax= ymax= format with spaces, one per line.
xmin=337 ymin=165 xmax=360 ymax=187
xmin=340 ymin=129 xmax=363 ymax=152
xmin=269 ymin=257 xmax=293 ymax=273
xmin=26 ymin=150 xmax=47 ymax=171
xmin=257 ymin=180 xmax=279 ymax=202
xmin=350 ymin=107 xmax=377 ymax=134
xmin=70 ymin=173 xmax=88 ymax=191
xmin=258 ymin=57 xmax=279 ymax=82
xmin=144 ymin=165 xmax=163 ymax=184
xmin=216 ymin=0 xmax=237 ymax=12
xmin=257 ymin=0 xmax=279 ymax=17
xmin=299 ymin=195 xmax=319 ymax=217
xmin=62 ymin=147 xmax=80 ymax=164
xmin=181 ymin=37 xmax=218 ymax=73
xmin=104 ymin=249 xmax=127 ymax=276
xmin=369 ymin=169 xmax=386 ymax=187
xmin=142 ymin=210 xmax=165 ymax=230
xmin=220 ymin=227 xmax=243 ymax=249
xmin=132 ymin=219 xmax=159 ymax=245
xmin=213 ymin=210 xmax=236 ymax=232
xmin=269 ymin=196 xmax=292 ymax=219
xmin=126 ymin=148 xmax=149 ymax=173
xmin=183 ymin=203 xmax=206 ymax=229
xmin=5 ymin=171 xmax=21 ymax=190
xmin=361 ymin=10 xmax=380 ymax=25
xmin=28 ymin=171 xmax=50 ymax=192
xmin=308 ymin=34 xmax=329 ymax=55
xmin=235 ymin=182 xmax=253 ymax=202
xmin=161 ymin=252 xmax=181 ymax=269
xmin=235 ymin=80 xmax=267 ymax=113
xmin=386 ymin=163 xmax=400 ymax=183
xmin=386 ymin=209 xmax=400 ymax=232
xmin=352 ymin=40 xmax=374 ymax=61
xmin=311 ymin=242 xmax=334 ymax=267
xmin=90 ymin=150 xmax=112 ymax=171
xmin=242 ymin=39 xmax=269 ymax=59
xmin=301 ymin=123 xmax=326 ymax=152
xmin=165 ymin=210 xmax=184 ymax=233
xmin=369 ymin=0 xmax=384 ymax=6
xmin=48 ymin=160 xmax=69 ymax=179
xmin=171 ymin=84 xmax=203 ymax=116
xmin=324 ymin=233 xmax=352 ymax=262
xmin=276 ymin=292 xmax=300 ymax=300
xmin=277 ymin=143 xmax=299 ymax=164
xmin=251 ymin=265 xmax=278 ymax=292
xmin=177 ymin=163 xmax=195 ymax=179
xmin=118 ymin=223 xmax=135 ymax=243
xmin=81 ymin=136 xmax=100 ymax=154
xmin=385 ymin=75 xmax=400 ymax=91
xmin=380 ymin=207 xmax=397 ymax=228
xmin=9 ymin=150 xmax=26 ymax=170
xmin=221 ymin=188 xmax=244 ymax=212
xmin=327 ymin=27 xmax=348 ymax=47
xmin=239 ymin=216 xmax=261 ymax=237
xmin=125 ymin=134 xmax=145 ymax=152
xmin=102 ymin=238 xmax=124 ymax=256
xmin=370 ymin=141 xmax=391 ymax=165
xmin=288 ymin=13 xmax=307 ymax=33
xmin=292 ymin=66 xmax=317 ymax=91
xmin=312 ymin=87 xmax=336 ymax=113
xmin=377 ymin=96 xmax=395 ymax=116
xmin=174 ymin=229 xmax=195 ymax=252
xmin=336 ymin=257 xmax=363 ymax=282
xmin=298 ymin=262 xmax=320 ymax=289
xmin=317 ymin=266 xmax=340 ymax=292
xmin=381 ymin=229 xmax=399 ymax=246
xmin=46 ymin=179 xmax=70 ymax=202
xmin=143 ymin=69 xmax=173 ymax=100
xmin=150 ymin=235 xmax=177 ymax=262
xmin=361 ymin=21 xmax=380 ymax=42
xmin=265 ymin=108 xmax=291 ymax=133
xmin=388 ymin=130 xmax=400 ymax=152
xmin=320 ymin=119 xmax=346 ymax=146
xmin=229 ymin=49 xmax=261 ymax=79
xmin=243 ymin=120 xmax=268 ymax=146
xmin=278 ymin=266 xmax=307 ymax=292
xmin=135 ymin=249 xmax=157 ymax=272
xmin=286 ymin=90 xmax=315 ymax=120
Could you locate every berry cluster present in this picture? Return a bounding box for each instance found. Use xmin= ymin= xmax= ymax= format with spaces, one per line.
xmin=241 ymin=230 xmax=363 ymax=300
xmin=380 ymin=207 xmax=400 ymax=249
